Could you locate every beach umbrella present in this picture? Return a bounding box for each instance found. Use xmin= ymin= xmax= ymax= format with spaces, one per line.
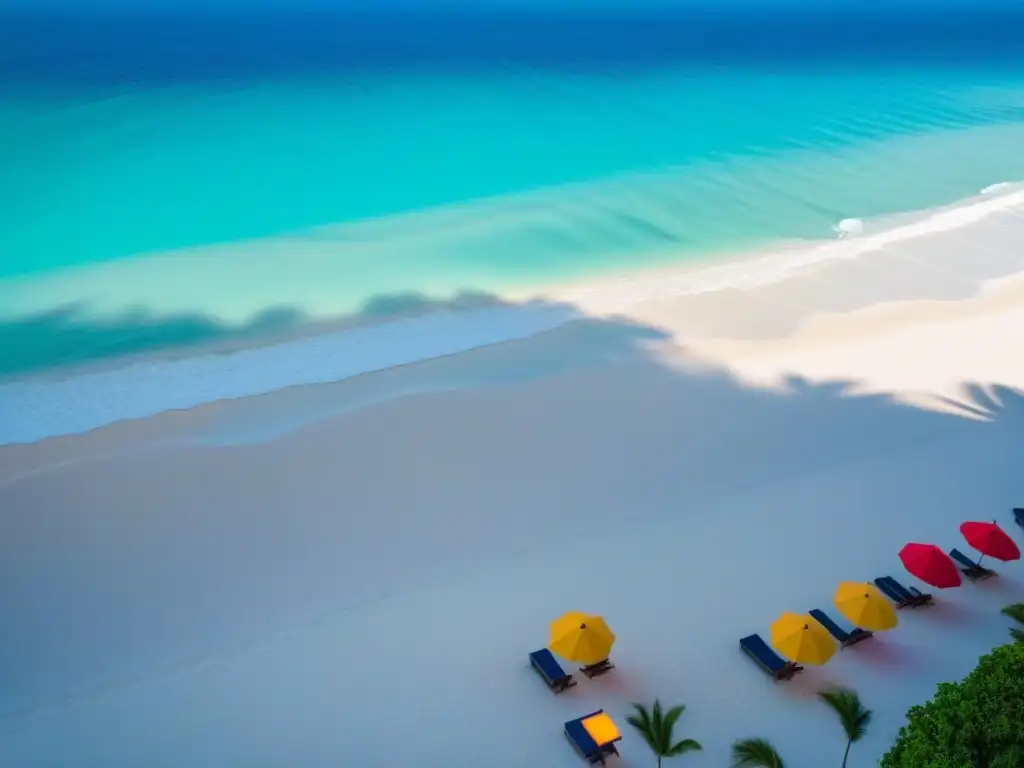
xmin=549 ymin=612 xmax=615 ymax=665
xmin=899 ymin=543 xmax=961 ymax=588
xmin=833 ymin=582 xmax=898 ymax=631
xmin=770 ymin=612 xmax=837 ymax=665
xmin=960 ymin=520 xmax=1020 ymax=567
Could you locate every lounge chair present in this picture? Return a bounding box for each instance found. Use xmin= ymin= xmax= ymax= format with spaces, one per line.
xmin=907 ymin=585 xmax=932 ymax=602
xmin=1014 ymin=508 xmax=1024 ymax=528
xmin=740 ymin=634 xmax=803 ymax=681
xmin=949 ymin=548 xmax=996 ymax=581
xmin=874 ymin=577 xmax=914 ymax=608
xmin=530 ymin=648 xmax=577 ymax=693
xmin=875 ymin=576 xmax=933 ymax=608
xmin=809 ymin=609 xmax=873 ymax=648
xmin=565 ymin=711 xmax=621 ymax=765
xmin=579 ymin=659 xmax=615 ymax=679
xmin=892 ymin=576 xmax=934 ymax=606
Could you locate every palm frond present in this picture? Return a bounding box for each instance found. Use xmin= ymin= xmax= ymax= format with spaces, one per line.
xmin=1001 ymin=603 xmax=1024 ymax=625
xmin=667 ymin=738 xmax=702 ymax=756
xmin=651 ymin=699 xmax=667 ymax=751
xmin=731 ymin=738 xmax=785 ymax=768
xmin=1002 ymin=604 xmax=1024 ymax=642
xmin=818 ymin=687 xmax=872 ymax=742
xmin=662 ymin=705 xmax=686 ymax=734
xmin=625 ymin=699 xmax=700 ymax=763
xmin=627 ymin=703 xmax=660 ymax=754
xmin=627 ymin=702 xmax=654 ymax=733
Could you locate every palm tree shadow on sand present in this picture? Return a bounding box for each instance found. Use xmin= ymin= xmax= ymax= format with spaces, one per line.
xmin=933 ymin=382 xmax=1024 ymax=424
xmin=3 ymin=290 xmax=1024 ymax=766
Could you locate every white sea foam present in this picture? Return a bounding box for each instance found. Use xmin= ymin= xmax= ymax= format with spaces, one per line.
xmin=1 ymin=183 xmax=1023 ymax=445
xmin=562 ymin=184 xmax=1024 ymax=313
xmin=981 ymin=182 xmax=1015 ymax=194
xmin=833 ymin=217 xmax=864 ymax=237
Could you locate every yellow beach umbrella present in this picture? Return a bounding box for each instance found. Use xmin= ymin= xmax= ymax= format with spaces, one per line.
xmin=834 ymin=582 xmax=898 ymax=631
xmin=549 ymin=611 xmax=616 ymax=664
xmin=770 ymin=611 xmax=837 ymax=665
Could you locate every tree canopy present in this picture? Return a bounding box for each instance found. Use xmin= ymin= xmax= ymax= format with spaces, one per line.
xmin=880 ymin=642 xmax=1024 ymax=768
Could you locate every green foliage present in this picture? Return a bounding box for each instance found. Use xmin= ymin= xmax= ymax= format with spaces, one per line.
xmin=880 ymin=642 xmax=1024 ymax=768
xmin=625 ymin=699 xmax=702 ymax=767
xmin=818 ymin=687 xmax=872 ymax=767
xmin=731 ymin=737 xmax=785 ymax=768
xmin=1001 ymin=603 xmax=1024 ymax=643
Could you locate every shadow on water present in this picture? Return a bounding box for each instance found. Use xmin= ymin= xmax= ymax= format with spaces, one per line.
xmin=0 ymin=289 xmax=523 ymax=379
xmin=0 ymin=289 xmax=1023 ymax=767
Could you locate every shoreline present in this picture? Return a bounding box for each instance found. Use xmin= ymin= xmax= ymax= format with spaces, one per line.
xmin=4 ymin=117 xmax=1024 ymax=338
xmin=543 ymin=183 xmax=1024 ymax=312
xmin=7 ymin=254 xmax=1024 ymax=476
xmin=2 ymin=181 xmax=1024 ymax=445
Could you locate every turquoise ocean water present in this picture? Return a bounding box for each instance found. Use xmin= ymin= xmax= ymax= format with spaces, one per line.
xmin=2 ymin=8 xmax=1024 ymax=379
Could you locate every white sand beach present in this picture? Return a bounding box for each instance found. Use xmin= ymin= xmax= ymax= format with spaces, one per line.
xmin=2 ymin=191 xmax=1024 ymax=766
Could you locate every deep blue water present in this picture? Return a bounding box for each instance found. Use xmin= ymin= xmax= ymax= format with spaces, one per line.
xmin=3 ymin=7 xmax=1024 ymax=84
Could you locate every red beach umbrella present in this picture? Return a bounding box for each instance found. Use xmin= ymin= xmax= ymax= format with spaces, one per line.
xmin=960 ymin=521 xmax=1020 ymax=567
xmin=899 ymin=543 xmax=961 ymax=588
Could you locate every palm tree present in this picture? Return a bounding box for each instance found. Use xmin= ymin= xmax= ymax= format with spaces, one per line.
xmin=625 ymin=700 xmax=702 ymax=767
xmin=731 ymin=737 xmax=785 ymax=768
xmin=1001 ymin=603 xmax=1024 ymax=643
xmin=818 ymin=687 xmax=872 ymax=768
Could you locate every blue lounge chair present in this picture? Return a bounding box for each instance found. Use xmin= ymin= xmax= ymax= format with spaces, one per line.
xmin=873 ymin=577 xmax=911 ymax=608
xmin=530 ymin=649 xmax=577 ymax=693
xmin=564 ymin=711 xmax=621 ymax=765
xmin=875 ymin=576 xmax=933 ymax=608
xmin=949 ymin=548 xmax=996 ymax=581
xmin=887 ymin=576 xmax=934 ymax=606
xmin=809 ymin=609 xmax=873 ymax=648
xmin=1014 ymin=508 xmax=1024 ymax=528
xmin=740 ymin=634 xmax=803 ymax=681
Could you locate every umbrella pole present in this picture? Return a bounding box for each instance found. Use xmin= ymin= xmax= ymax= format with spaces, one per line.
xmin=977 ymin=552 xmax=985 ymax=568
